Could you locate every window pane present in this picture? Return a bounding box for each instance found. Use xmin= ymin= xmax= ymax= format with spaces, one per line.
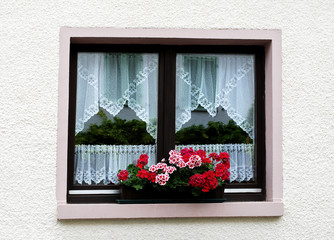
xmin=74 ymin=53 xmax=158 ymax=185
xmin=175 ymin=53 xmax=255 ymax=183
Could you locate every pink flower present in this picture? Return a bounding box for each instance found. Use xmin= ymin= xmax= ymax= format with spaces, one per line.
xmin=169 ymin=155 xmax=181 ymax=164
xmin=168 ymin=150 xmax=182 ymax=165
xmin=177 ymin=160 xmax=186 ymax=168
xmin=149 ymin=165 xmax=157 ymax=172
xmin=195 ymin=161 xmax=201 ymax=167
xmin=156 ymin=173 xmax=169 ymax=181
xmin=156 ymin=163 xmax=167 ymax=171
xmin=187 ymin=155 xmax=202 ymax=168
xmin=190 ymin=154 xmax=201 ymax=162
xmin=155 ymin=173 xmax=170 ymax=185
xmin=187 ymin=162 xmax=196 ymax=169
xmin=159 ymin=180 xmax=167 ymax=186
xmin=166 ymin=166 xmax=176 ymax=174
xmin=169 ymin=150 xmax=180 ymax=156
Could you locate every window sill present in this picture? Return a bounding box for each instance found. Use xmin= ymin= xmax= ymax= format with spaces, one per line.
xmin=57 ymin=201 xmax=283 ymax=219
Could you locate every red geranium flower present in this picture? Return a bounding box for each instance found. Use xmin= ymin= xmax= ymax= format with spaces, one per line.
xmin=139 ymin=154 xmax=149 ymax=161
xmin=189 ymin=174 xmax=204 ymax=188
xmin=209 ymin=152 xmax=219 ymax=161
xmin=136 ymin=154 xmax=149 ymax=168
xmin=196 ymin=149 xmax=207 ymax=159
xmin=202 ymin=170 xmax=218 ymax=192
xmin=147 ymin=172 xmax=157 ymax=182
xmin=137 ymin=169 xmax=149 ymax=179
xmin=117 ymin=170 xmax=129 ymax=181
xmin=219 ymin=152 xmax=229 ymax=161
xmin=202 ymin=157 xmax=212 ymax=164
xmin=182 ymin=154 xmax=192 ymax=163
xmin=215 ymin=163 xmax=230 ymax=181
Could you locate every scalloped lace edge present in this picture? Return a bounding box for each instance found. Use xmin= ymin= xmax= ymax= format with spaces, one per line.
xmin=176 ymin=58 xmax=254 ymax=139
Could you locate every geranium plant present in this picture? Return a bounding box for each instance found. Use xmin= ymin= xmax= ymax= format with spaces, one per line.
xmin=117 ymin=148 xmax=230 ymax=197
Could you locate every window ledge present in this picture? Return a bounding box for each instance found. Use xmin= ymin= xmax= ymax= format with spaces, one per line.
xmin=57 ymin=201 xmax=283 ymax=219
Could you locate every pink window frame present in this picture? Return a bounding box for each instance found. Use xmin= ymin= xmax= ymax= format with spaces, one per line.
xmin=57 ymin=28 xmax=283 ymax=219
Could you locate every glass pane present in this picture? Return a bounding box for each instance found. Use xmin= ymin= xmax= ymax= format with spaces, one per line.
xmin=74 ymin=52 xmax=158 ymax=185
xmin=175 ymin=53 xmax=255 ymax=183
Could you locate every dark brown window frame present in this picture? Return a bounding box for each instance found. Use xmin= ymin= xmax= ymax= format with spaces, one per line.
xmin=67 ymin=44 xmax=265 ymax=203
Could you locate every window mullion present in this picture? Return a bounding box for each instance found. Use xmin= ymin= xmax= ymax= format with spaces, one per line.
xmin=158 ymin=48 xmax=176 ymax=160
xmin=157 ymin=49 xmax=165 ymax=161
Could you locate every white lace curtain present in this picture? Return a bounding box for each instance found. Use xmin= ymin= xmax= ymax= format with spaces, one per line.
xmin=176 ymin=54 xmax=255 ymax=139
xmin=76 ymin=53 xmax=254 ymax=139
xmin=74 ymin=144 xmax=254 ymax=185
xmin=75 ymin=145 xmax=157 ymax=185
xmin=76 ymin=53 xmax=159 ymax=138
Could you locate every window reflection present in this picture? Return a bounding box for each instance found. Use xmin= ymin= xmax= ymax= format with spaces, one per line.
xmin=74 ymin=53 xmax=158 ymax=185
xmin=175 ymin=54 xmax=255 ymax=183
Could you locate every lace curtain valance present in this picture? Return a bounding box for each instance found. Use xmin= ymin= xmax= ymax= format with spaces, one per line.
xmin=176 ymin=54 xmax=255 ymax=139
xmin=76 ymin=53 xmax=255 ymax=140
xmin=76 ymin=53 xmax=159 ymax=139
xmin=74 ymin=144 xmax=254 ymax=185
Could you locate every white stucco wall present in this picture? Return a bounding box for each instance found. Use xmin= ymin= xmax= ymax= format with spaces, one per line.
xmin=1 ymin=0 xmax=334 ymax=239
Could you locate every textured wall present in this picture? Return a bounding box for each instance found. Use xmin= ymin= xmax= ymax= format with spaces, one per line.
xmin=1 ymin=0 xmax=334 ymax=239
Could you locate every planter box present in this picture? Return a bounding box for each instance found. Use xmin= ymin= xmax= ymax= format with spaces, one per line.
xmin=117 ymin=185 xmax=226 ymax=204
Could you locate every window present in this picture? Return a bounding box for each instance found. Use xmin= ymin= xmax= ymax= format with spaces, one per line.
xmin=67 ymin=45 xmax=265 ymax=203
xmin=57 ymin=28 xmax=283 ymax=218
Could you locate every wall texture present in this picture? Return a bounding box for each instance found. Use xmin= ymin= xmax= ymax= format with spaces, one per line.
xmin=1 ymin=0 xmax=334 ymax=239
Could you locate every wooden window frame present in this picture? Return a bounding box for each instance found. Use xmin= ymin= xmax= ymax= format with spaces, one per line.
xmin=67 ymin=44 xmax=266 ymax=203
xmin=57 ymin=28 xmax=283 ymax=219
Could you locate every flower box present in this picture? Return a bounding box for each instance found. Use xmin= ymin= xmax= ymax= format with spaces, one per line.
xmin=117 ymin=184 xmax=226 ymax=204
xmin=116 ymin=148 xmax=230 ymax=204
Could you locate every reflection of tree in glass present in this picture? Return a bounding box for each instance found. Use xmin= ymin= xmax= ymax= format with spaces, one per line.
xmin=76 ymin=110 xmax=251 ymax=145
xmin=75 ymin=110 xmax=155 ymax=145
xmin=175 ymin=120 xmax=252 ymax=145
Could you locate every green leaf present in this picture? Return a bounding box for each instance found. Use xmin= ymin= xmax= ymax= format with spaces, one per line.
xmin=133 ymin=184 xmax=144 ymax=190
xmin=191 ymin=188 xmax=202 ymax=197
